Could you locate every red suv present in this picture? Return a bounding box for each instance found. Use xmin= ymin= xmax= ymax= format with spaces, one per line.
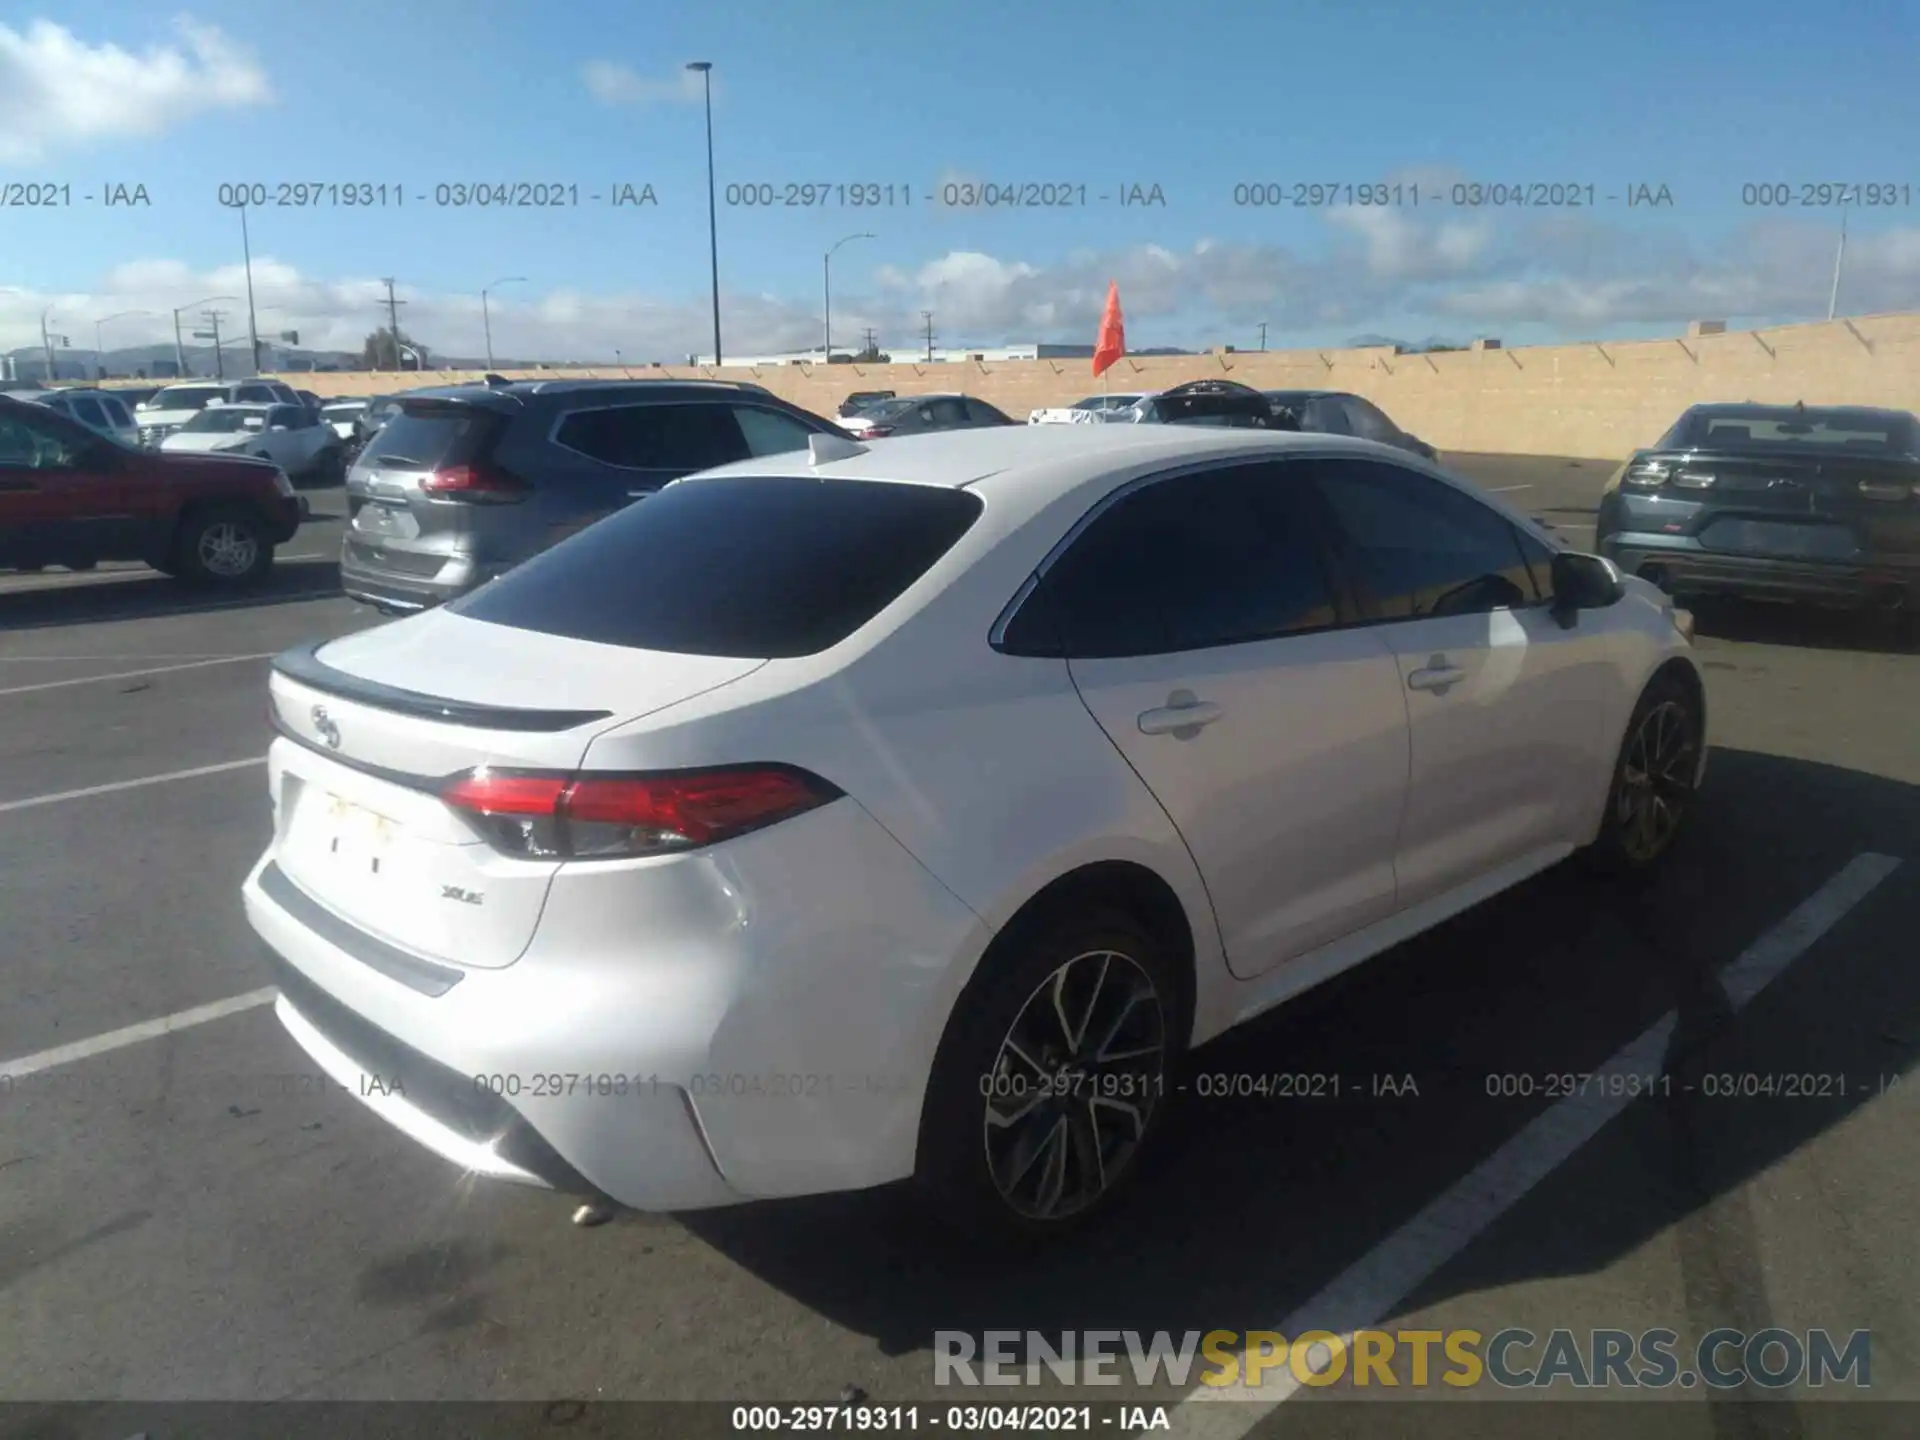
xmin=0 ymin=395 xmax=305 ymax=586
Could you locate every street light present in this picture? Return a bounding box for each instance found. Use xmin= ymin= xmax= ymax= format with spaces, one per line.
xmin=173 ymin=295 xmax=240 ymax=377
xmin=94 ymin=310 xmax=156 ymax=376
xmin=236 ymin=203 xmax=262 ymax=372
xmin=686 ymin=61 xmax=721 ymax=365
xmin=824 ymin=233 xmax=875 ymax=363
xmin=481 ymin=276 xmax=528 ymax=370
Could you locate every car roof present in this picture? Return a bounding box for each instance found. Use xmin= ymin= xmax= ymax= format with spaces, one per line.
xmin=1683 ymin=402 xmax=1913 ymax=423
xmin=694 ymin=417 xmax=1415 ymax=500
xmin=386 ymin=378 xmax=784 ymax=413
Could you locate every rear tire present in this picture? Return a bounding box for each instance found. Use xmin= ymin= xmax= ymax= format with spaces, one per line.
xmin=1583 ymin=673 xmax=1703 ymax=876
xmin=914 ymin=908 xmax=1181 ymax=1241
xmin=170 ymin=506 xmax=274 ymax=587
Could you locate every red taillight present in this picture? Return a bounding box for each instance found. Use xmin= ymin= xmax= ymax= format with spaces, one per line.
xmin=420 ymin=463 xmax=527 ymax=501
xmin=441 ymin=766 xmax=840 ymax=859
xmin=861 ymin=424 xmax=895 ymax=438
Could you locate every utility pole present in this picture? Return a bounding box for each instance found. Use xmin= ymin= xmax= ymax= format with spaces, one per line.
xmin=1827 ymin=206 xmax=1848 ymax=322
xmin=381 ymin=279 xmax=407 ymax=370
xmin=240 ymin=204 xmax=261 ymax=373
xmin=921 ymin=310 xmax=935 ymax=363
xmin=41 ymin=306 xmax=56 ymax=383
xmin=1258 ymin=322 xmax=1268 ymax=351
xmin=204 ymin=310 xmax=227 ymax=379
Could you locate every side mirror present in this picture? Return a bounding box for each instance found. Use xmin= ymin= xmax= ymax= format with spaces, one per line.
xmin=1549 ymin=551 xmax=1625 ymax=629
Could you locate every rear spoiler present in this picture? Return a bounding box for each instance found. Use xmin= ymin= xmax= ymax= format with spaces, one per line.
xmin=271 ymin=639 xmax=612 ymax=732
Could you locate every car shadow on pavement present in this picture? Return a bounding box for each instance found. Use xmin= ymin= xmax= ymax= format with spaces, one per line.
xmin=682 ymin=747 xmax=1917 ymax=1368
xmin=1688 ymin=596 xmax=1918 ymax=656
xmin=0 ymin=557 xmax=342 ymax=632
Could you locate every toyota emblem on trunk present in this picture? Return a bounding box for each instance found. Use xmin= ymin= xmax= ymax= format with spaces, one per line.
xmin=311 ymin=705 xmax=342 ymax=749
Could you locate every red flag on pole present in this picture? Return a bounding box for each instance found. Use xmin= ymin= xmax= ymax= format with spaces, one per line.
xmin=1092 ymin=280 xmax=1125 ymax=377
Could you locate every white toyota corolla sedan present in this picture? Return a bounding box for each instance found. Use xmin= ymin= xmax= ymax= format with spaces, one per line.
xmin=243 ymin=423 xmax=1707 ymax=1236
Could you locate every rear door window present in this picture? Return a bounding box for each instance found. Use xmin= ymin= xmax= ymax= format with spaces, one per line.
xmin=101 ymin=398 xmax=133 ymax=428
xmin=237 ymin=384 xmax=276 ymax=404
xmin=1340 ymin=397 xmax=1402 ymax=444
xmin=448 ymin=475 xmax=983 ymax=657
xmin=553 ymin=403 xmax=751 ymax=471
xmin=71 ymin=398 xmax=108 ymax=429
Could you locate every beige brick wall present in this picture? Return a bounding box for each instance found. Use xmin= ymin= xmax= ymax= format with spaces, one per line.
xmin=262 ymin=311 xmax=1920 ymax=461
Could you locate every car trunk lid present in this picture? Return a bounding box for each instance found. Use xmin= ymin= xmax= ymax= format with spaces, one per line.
xmin=1640 ymin=445 xmax=1920 ymax=559
xmin=265 ymin=609 xmax=766 ymax=969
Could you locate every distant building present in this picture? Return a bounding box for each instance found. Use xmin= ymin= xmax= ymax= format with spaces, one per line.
xmin=689 ymin=341 xmax=1102 ymax=367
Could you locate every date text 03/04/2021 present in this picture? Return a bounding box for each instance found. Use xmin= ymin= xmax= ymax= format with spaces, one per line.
xmin=729 ymin=1404 xmax=1171 ymax=1432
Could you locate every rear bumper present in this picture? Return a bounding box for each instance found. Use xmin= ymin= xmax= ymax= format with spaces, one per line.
xmin=268 ymin=496 xmax=303 ymax=544
xmin=239 ymin=794 xmax=991 ymax=1212
xmin=1598 ymin=530 xmax=1917 ymax=605
xmin=337 ymin=549 xmax=473 ymax=612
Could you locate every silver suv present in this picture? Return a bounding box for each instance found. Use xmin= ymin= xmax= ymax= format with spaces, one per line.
xmin=339 ymin=379 xmax=851 ymax=613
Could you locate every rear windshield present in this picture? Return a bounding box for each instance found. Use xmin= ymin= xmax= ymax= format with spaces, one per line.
xmin=146 ymin=387 xmax=226 ymax=412
xmin=360 ymin=407 xmax=488 ymax=469
xmin=449 ymin=474 xmax=985 ymax=658
xmin=1662 ymin=409 xmax=1918 ymax=455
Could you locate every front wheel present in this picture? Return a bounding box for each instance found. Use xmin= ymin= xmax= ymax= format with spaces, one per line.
xmin=1584 ymin=673 xmax=1703 ymax=874
xmin=170 ymin=506 xmax=274 ymax=587
xmin=915 ymin=909 xmax=1181 ymax=1239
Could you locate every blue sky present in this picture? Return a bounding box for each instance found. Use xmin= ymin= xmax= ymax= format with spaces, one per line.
xmin=2 ymin=0 xmax=1918 ymax=362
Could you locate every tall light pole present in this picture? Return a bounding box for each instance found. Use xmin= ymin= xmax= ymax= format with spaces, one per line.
xmin=94 ymin=310 xmax=155 ymax=377
xmin=41 ymin=305 xmax=59 ymax=382
xmin=238 ymin=204 xmax=262 ymax=372
xmin=1827 ymin=205 xmax=1849 ymax=322
xmin=686 ymin=61 xmax=721 ymax=365
xmin=173 ymin=295 xmax=239 ymax=377
xmin=824 ymin=232 xmax=875 ymax=362
xmin=481 ymin=276 xmax=527 ymax=370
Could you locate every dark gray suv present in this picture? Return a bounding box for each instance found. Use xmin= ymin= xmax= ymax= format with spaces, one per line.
xmin=339 ymin=379 xmax=850 ymax=612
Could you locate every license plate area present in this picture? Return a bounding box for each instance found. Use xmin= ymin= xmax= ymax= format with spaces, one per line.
xmin=289 ymin=782 xmax=408 ymax=879
xmin=1699 ymin=519 xmax=1860 ymax=561
xmin=352 ymin=502 xmax=418 ymax=540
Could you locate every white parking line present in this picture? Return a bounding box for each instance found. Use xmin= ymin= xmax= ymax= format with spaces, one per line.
xmin=1169 ymin=850 xmax=1901 ymax=1437
xmin=0 ymin=654 xmax=272 ymax=697
xmin=0 ymin=757 xmax=266 ymax=815
xmin=0 ymin=988 xmax=277 ymax=1083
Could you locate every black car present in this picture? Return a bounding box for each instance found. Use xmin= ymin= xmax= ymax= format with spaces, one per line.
xmin=838 ymin=390 xmax=895 ymax=418
xmin=1596 ymin=402 xmax=1920 ymax=613
xmin=1122 ymin=380 xmax=1291 ymax=428
xmin=339 ymin=378 xmax=852 ymax=613
xmin=1262 ymin=390 xmax=1437 ymax=459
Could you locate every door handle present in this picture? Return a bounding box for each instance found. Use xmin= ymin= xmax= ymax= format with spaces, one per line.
xmin=1406 ymin=654 xmax=1465 ymax=695
xmin=1138 ymin=692 xmax=1223 ymax=735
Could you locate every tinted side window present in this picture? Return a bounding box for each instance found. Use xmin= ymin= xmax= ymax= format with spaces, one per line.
xmin=926 ymin=397 xmax=968 ymax=426
xmin=1511 ymin=524 xmax=1559 ymax=603
xmin=1310 ymin=459 xmax=1538 ymax=620
xmin=101 ymin=398 xmax=132 ymax=427
xmin=1341 ymin=398 xmax=1400 ymax=443
xmin=1011 ymin=462 xmax=1339 ymax=659
xmin=0 ymin=410 xmax=86 ymax=468
xmin=238 ymin=385 xmax=274 ymax=404
xmin=966 ymin=398 xmax=1013 ymax=425
xmin=449 ymin=476 xmax=983 ymax=658
xmin=732 ymin=405 xmax=818 ymax=457
xmin=72 ymin=398 xmax=108 ymax=428
xmin=1302 ymin=398 xmax=1352 ymax=435
xmin=554 ymin=403 xmax=750 ymax=471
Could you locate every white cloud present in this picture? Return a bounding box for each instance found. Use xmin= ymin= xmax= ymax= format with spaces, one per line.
xmin=4 ymin=212 xmax=1917 ymax=367
xmin=0 ymin=17 xmax=272 ymax=163
xmin=582 ymin=61 xmax=707 ymax=107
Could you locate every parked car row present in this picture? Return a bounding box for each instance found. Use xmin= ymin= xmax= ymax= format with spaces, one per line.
xmin=1028 ymin=383 xmax=1437 ymax=457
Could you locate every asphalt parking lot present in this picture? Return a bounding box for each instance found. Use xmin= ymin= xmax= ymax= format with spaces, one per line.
xmin=1 ymin=457 xmax=1915 ymax=1439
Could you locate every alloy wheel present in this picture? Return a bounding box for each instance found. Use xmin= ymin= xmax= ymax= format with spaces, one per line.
xmin=198 ymin=522 xmax=259 ymax=578
xmin=1616 ymin=699 xmax=1696 ymax=863
xmin=981 ymin=949 xmax=1167 ymax=1221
